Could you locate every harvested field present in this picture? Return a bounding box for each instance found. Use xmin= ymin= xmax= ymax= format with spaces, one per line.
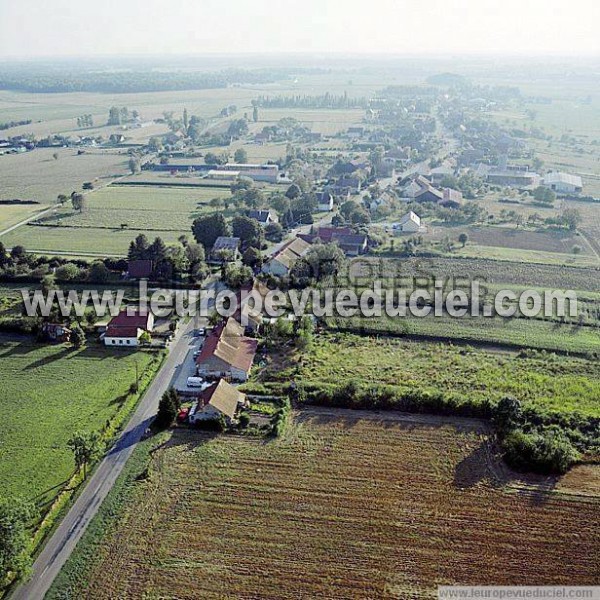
xmin=49 ymin=410 xmax=600 ymax=599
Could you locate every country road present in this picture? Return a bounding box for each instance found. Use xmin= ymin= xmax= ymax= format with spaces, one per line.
xmin=10 ymin=306 xmax=209 ymax=600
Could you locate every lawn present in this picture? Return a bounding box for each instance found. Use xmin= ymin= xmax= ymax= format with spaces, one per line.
xmin=48 ymin=413 xmax=599 ymax=599
xmin=0 ymin=336 xmax=162 ymax=517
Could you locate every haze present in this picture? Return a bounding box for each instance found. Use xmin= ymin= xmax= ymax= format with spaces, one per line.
xmin=1 ymin=0 xmax=599 ymax=60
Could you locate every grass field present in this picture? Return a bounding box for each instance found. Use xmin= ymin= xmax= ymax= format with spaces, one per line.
xmin=48 ymin=412 xmax=600 ymax=599
xmin=0 ymin=147 xmax=129 ymax=204
xmin=0 ymin=183 xmax=233 ymax=255
xmin=0 ymin=336 xmax=161 ymax=517
xmin=290 ymin=333 xmax=600 ymax=418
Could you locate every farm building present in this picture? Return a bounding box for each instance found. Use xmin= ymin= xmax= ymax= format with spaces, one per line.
xmin=542 ymin=172 xmax=583 ymax=194
xmin=440 ymin=188 xmax=464 ymax=207
xmin=332 ymin=233 xmax=368 ymax=256
xmin=210 ymin=236 xmax=241 ymax=263
xmin=188 ymin=379 xmax=246 ymax=425
xmin=103 ymin=309 xmax=154 ymax=347
xmin=261 ymin=237 xmax=311 ymax=277
xmin=395 ymin=211 xmax=423 ymax=233
xmin=247 ymin=209 xmax=277 ymax=226
xmin=402 ymin=175 xmax=433 ymax=198
xmin=316 ymin=191 xmax=334 ymax=212
xmin=195 ymin=318 xmax=258 ymax=382
xmin=415 ymin=186 xmax=444 ymax=203
xmin=206 ymin=170 xmax=241 ymax=181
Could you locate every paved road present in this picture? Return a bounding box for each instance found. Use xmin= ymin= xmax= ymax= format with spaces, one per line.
xmin=11 ymin=312 xmax=207 ymax=600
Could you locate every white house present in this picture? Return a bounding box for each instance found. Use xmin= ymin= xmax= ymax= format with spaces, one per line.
xmin=261 ymin=237 xmax=311 ymax=277
xmin=316 ymin=191 xmax=334 ymax=212
xmin=395 ymin=211 xmax=424 ymax=234
xmin=103 ymin=309 xmax=154 ymax=347
xmin=542 ymin=172 xmax=583 ymax=194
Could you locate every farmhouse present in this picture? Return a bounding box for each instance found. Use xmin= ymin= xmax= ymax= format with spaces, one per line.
xmin=395 ymin=211 xmax=423 ymax=233
xmin=316 ymin=191 xmax=334 ymax=212
xmin=414 ymin=186 xmax=444 ymax=203
xmin=429 ymin=162 xmax=455 ymax=184
xmin=188 ymin=379 xmax=246 ymax=425
xmin=542 ymin=172 xmax=583 ymax=194
xmin=210 ymin=236 xmax=241 ymax=263
xmin=103 ymin=309 xmax=154 ymax=347
xmin=247 ymin=209 xmax=277 ymax=226
xmin=261 ymin=237 xmax=311 ymax=277
xmin=440 ymin=188 xmax=464 ymax=207
xmin=332 ymin=233 xmax=368 ymax=256
xmin=402 ymin=175 xmax=432 ymax=198
xmin=195 ymin=318 xmax=258 ymax=382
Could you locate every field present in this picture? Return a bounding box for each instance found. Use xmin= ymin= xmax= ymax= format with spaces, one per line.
xmin=272 ymin=333 xmax=600 ymax=418
xmin=0 ymin=147 xmax=129 ymax=204
xmin=0 ymin=335 xmax=161 ymax=517
xmin=0 ymin=183 xmax=233 ymax=255
xmin=48 ymin=411 xmax=600 ymax=599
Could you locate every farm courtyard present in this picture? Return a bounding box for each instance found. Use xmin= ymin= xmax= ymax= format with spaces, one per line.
xmin=49 ymin=410 xmax=600 ymax=599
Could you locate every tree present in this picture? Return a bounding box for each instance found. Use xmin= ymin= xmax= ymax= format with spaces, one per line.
xmin=71 ymin=192 xmax=85 ymax=212
xmin=128 ymin=157 xmax=141 ymax=174
xmin=242 ymin=246 xmax=263 ymax=269
xmin=0 ymin=241 xmax=8 ymax=268
xmin=458 ymin=232 xmax=469 ymax=248
xmin=285 ymin=183 xmax=301 ymax=200
xmin=139 ymin=331 xmax=151 ymax=345
xmin=55 ymin=263 xmax=81 ymax=281
xmin=10 ymin=245 xmax=26 ymax=262
xmin=89 ymin=261 xmax=109 ymax=283
xmin=232 ymin=215 xmax=264 ymax=250
xmin=128 ymin=233 xmax=150 ymax=260
xmin=185 ymin=243 xmax=207 ymax=281
xmin=71 ymin=323 xmax=86 ymax=348
xmin=57 ymin=194 xmax=68 ymax=205
xmin=494 ymin=396 xmax=523 ymax=435
xmin=67 ymin=431 xmax=100 ymax=479
xmin=192 ymin=213 xmax=230 ymax=251
xmin=155 ymin=388 xmax=179 ymax=429
xmin=350 ymin=206 xmax=370 ymax=225
xmin=265 ymin=222 xmax=284 ymax=243
xmin=107 ymin=106 xmax=121 ymax=126
xmin=561 ymin=208 xmax=582 ymax=231
xmin=230 ymin=176 xmax=253 ymax=194
xmin=269 ymin=194 xmax=290 ymax=217
xmin=52 ymin=152 xmax=59 ymax=161
xmin=252 ymin=105 xmax=259 ymax=123
xmin=233 ymin=148 xmax=248 ymax=163
xmin=292 ymin=243 xmax=346 ymax=284
xmin=0 ymin=497 xmax=35 ymax=586
xmin=533 ymin=186 xmax=555 ymax=204
xmin=183 ymin=108 xmax=189 ymax=134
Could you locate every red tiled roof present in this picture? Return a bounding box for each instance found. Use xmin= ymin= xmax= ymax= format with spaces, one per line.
xmin=108 ymin=309 xmax=151 ymax=330
xmin=127 ymin=259 xmax=153 ymax=278
xmin=316 ymin=227 xmax=352 ymax=243
xmin=195 ymin=318 xmax=257 ymax=373
xmin=106 ymin=326 xmax=140 ymax=338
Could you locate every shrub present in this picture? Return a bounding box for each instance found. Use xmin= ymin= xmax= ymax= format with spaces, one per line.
xmin=501 ymin=427 xmax=580 ymax=474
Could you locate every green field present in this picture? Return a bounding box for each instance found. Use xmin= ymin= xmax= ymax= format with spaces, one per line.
xmin=0 ymin=183 xmax=233 ymax=255
xmin=294 ymin=333 xmax=600 ymax=418
xmin=0 ymin=336 xmax=161 ymax=516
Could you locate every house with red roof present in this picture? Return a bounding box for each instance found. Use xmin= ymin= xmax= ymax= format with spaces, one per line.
xmin=195 ymin=317 xmax=257 ymax=382
xmin=103 ymin=308 xmax=154 ymax=347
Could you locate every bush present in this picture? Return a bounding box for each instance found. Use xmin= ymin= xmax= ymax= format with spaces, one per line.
xmin=501 ymin=427 xmax=580 ymax=474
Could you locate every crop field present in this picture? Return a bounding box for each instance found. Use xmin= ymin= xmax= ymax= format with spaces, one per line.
xmin=0 ymin=335 xmax=162 ymax=518
xmin=293 ymin=333 xmax=600 ymax=418
xmin=0 ymin=183 xmax=232 ymax=255
xmin=0 ymin=147 xmax=129 ymax=204
xmin=327 ymin=313 xmax=600 ymax=355
xmin=0 ymin=201 xmax=51 ymax=232
xmin=435 ymin=224 xmax=592 ymax=254
xmin=48 ymin=412 xmax=600 ymax=599
xmin=346 ymin=256 xmax=600 ymax=295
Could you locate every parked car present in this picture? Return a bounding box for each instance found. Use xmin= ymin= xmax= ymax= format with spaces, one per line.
xmin=195 ymin=327 xmax=206 ymax=337
xmin=186 ymin=376 xmax=205 ymax=388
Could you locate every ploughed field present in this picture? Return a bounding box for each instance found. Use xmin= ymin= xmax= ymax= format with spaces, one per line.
xmin=52 ymin=411 xmax=600 ymax=599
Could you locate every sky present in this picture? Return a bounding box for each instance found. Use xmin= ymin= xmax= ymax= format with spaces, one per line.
xmin=0 ymin=0 xmax=598 ymax=59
